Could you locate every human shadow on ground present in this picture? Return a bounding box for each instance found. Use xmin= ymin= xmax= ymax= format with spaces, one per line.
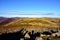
xmin=0 ymin=28 xmax=28 ymax=40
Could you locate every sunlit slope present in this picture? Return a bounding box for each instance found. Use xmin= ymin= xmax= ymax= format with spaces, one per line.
xmin=4 ymin=18 xmax=60 ymax=28
xmin=0 ymin=17 xmax=60 ymax=34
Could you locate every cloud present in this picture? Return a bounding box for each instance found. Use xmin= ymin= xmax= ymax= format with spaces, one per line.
xmin=0 ymin=11 xmax=54 ymax=15
xmin=0 ymin=10 xmax=60 ymax=18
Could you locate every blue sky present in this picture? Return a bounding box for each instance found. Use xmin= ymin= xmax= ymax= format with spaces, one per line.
xmin=0 ymin=0 xmax=60 ymax=18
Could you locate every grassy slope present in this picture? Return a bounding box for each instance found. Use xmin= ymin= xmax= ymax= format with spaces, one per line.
xmin=5 ymin=18 xmax=60 ymax=28
xmin=0 ymin=17 xmax=60 ymax=34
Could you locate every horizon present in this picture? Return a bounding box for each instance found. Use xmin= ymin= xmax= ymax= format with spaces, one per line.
xmin=0 ymin=0 xmax=60 ymax=18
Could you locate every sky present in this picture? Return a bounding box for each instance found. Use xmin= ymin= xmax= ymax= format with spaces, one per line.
xmin=0 ymin=0 xmax=60 ymax=18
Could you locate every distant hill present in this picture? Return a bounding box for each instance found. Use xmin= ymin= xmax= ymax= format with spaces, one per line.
xmin=0 ymin=17 xmax=60 ymax=28
xmin=0 ymin=17 xmax=60 ymax=34
xmin=0 ymin=17 xmax=20 ymax=25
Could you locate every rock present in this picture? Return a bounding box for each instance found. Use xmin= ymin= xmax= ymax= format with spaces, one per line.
xmin=36 ymin=37 xmax=43 ymax=40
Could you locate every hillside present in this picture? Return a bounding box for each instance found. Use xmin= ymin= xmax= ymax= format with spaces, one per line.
xmin=0 ymin=17 xmax=60 ymax=34
xmin=4 ymin=17 xmax=60 ymax=28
